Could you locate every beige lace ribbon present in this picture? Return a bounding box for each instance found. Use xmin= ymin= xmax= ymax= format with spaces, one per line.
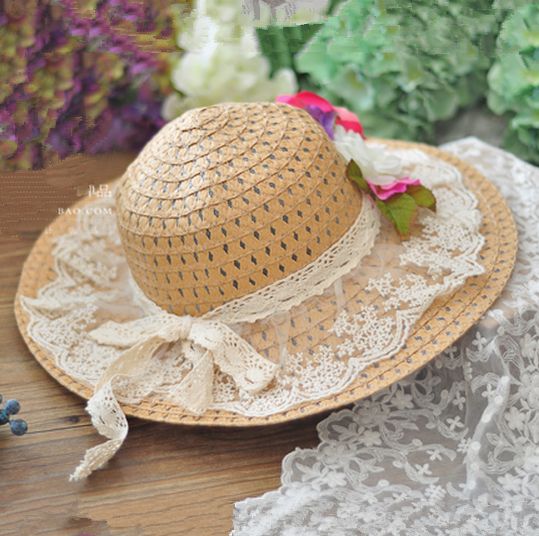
xmin=65 ymin=192 xmax=379 ymax=480
xmin=70 ymin=313 xmax=277 ymax=481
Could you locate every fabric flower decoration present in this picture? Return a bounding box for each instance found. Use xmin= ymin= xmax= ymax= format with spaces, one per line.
xmin=276 ymin=91 xmax=364 ymax=138
xmin=333 ymin=119 xmax=435 ymax=238
xmin=369 ymin=177 xmax=421 ymax=201
xmin=347 ymin=159 xmax=436 ymax=239
xmin=278 ymin=91 xmax=436 ymax=239
xmin=334 ymin=125 xmax=402 ymax=186
xmin=303 ymin=106 xmax=337 ymax=139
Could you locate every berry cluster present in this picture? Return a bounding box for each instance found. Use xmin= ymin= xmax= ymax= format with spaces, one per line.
xmin=0 ymin=394 xmax=28 ymax=436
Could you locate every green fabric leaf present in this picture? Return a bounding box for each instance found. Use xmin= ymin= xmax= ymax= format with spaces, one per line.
xmin=406 ymin=184 xmax=437 ymax=211
xmin=346 ymin=160 xmax=370 ymax=193
xmin=376 ymin=193 xmax=418 ymax=239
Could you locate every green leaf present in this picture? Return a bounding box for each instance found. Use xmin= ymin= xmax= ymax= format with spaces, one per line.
xmin=346 ymin=160 xmax=370 ymax=193
xmin=376 ymin=193 xmax=418 ymax=239
xmin=406 ymin=184 xmax=437 ymax=212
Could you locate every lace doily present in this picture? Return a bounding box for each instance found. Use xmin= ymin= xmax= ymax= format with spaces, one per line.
xmin=17 ymin=143 xmax=487 ymax=479
xmin=232 ymin=138 xmax=539 ymax=535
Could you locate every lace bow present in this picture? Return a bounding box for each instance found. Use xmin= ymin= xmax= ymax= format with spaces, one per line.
xmin=70 ymin=313 xmax=277 ymax=480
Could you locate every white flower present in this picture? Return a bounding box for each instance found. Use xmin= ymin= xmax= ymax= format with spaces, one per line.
xmin=392 ymin=389 xmax=414 ymax=410
xmin=414 ymin=463 xmax=432 ymax=476
xmin=505 ymin=406 xmax=526 ymax=431
xmin=205 ymin=0 xmax=244 ymax=22
xmin=471 ymin=331 xmax=488 ymax=350
xmin=427 ymin=448 xmax=442 ymax=461
xmin=321 ymin=468 xmax=347 ymax=488
xmin=333 ymin=126 xmax=403 ymax=185
xmin=481 ymin=383 xmax=496 ymax=400
xmin=162 ymin=0 xmax=297 ymax=121
xmin=452 ymin=392 xmax=466 ymax=410
xmin=361 ymin=430 xmax=382 ymax=446
xmin=446 ymin=415 xmax=464 ymax=431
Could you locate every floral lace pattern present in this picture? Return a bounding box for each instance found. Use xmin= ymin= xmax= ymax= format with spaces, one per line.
xmin=232 ymin=139 xmax=539 ymax=535
xmin=19 ymin=145 xmax=485 ymax=479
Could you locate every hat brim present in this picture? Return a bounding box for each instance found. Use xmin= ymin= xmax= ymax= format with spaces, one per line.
xmin=14 ymin=140 xmax=517 ymax=427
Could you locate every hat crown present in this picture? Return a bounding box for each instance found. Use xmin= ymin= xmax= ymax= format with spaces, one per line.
xmin=116 ymin=102 xmax=362 ymax=316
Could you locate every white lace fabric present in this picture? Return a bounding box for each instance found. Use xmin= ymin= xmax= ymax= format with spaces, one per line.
xmin=232 ymin=138 xmax=539 ymax=535
xmin=19 ymin=144 xmax=485 ymax=480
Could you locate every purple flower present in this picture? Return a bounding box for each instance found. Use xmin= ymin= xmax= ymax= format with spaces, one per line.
xmin=304 ymin=105 xmax=337 ymax=139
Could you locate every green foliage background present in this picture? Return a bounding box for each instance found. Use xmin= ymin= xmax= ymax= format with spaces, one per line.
xmin=256 ymin=0 xmax=538 ymax=163
xmin=488 ymin=3 xmax=539 ymax=164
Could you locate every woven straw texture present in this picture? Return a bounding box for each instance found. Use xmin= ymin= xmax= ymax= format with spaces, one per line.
xmin=116 ymin=102 xmax=363 ymax=316
xmin=14 ymin=141 xmax=517 ymax=427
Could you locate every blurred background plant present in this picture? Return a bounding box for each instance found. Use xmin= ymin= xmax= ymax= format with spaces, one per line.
xmin=295 ymin=0 xmax=498 ymax=141
xmin=161 ymin=0 xmax=297 ymax=121
xmin=0 ymin=0 xmax=182 ymax=170
xmin=487 ymin=2 xmax=539 ymax=164
xmin=1 ymin=0 xmax=537 ymax=170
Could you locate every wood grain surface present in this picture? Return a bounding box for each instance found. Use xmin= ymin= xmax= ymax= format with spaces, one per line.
xmin=0 ymin=154 xmax=323 ymax=536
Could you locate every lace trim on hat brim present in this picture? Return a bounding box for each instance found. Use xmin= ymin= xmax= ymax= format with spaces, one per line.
xmin=20 ymin=146 xmax=486 ymax=420
xmin=18 ymin=144 xmax=486 ymax=481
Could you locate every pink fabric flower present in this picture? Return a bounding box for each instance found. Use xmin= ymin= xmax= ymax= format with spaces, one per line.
xmin=369 ymin=177 xmax=421 ymax=201
xmin=276 ymin=91 xmax=364 ymax=137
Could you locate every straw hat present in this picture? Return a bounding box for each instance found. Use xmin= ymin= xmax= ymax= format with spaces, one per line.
xmin=116 ymin=102 xmax=363 ymax=317
xmin=15 ymin=101 xmax=516 ymax=480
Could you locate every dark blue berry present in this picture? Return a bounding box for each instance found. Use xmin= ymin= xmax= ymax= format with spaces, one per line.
xmin=10 ymin=419 xmax=28 ymax=436
xmin=5 ymin=399 xmax=20 ymax=416
xmin=0 ymin=409 xmax=8 ymax=426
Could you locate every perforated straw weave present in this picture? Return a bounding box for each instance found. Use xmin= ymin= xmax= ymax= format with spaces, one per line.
xmin=116 ymin=102 xmax=363 ymax=317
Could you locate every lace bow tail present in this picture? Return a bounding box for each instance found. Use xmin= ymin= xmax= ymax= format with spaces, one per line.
xmin=70 ymin=314 xmax=277 ymax=480
xmin=70 ymin=328 xmax=182 ymax=481
xmin=70 ymin=382 xmax=128 ymax=481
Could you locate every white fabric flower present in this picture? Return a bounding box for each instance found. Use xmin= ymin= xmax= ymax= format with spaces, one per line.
xmin=333 ymin=125 xmax=403 ymax=186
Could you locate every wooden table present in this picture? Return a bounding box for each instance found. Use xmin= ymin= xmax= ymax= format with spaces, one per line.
xmin=0 ymin=154 xmax=324 ymax=536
